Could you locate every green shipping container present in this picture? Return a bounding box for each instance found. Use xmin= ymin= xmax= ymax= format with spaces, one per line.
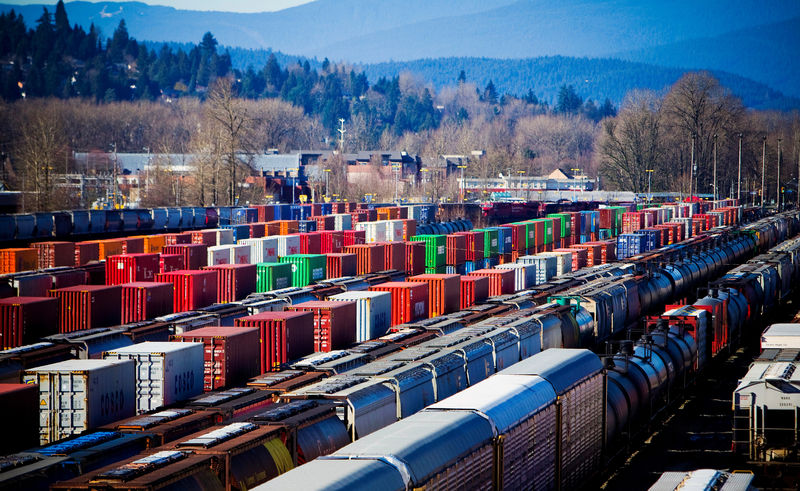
xmin=410 ymin=235 xmax=447 ymax=267
xmin=279 ymin=254 xmax=327 ymax=287
xmin=256 ymin=262 xmax=293 ymax=292
xmin=424 ymin=265 xmax=447 ymax=274
xmin=535 ymin=219 xmax=553 ymax=245
xmin=473 ymin=228 xmax=499 ymax=258
xmin=546 ymin=213 xmax=571 ymax=238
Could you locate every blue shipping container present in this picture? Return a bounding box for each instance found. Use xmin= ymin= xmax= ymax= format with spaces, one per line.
xmin=298 ymin=220 xmax=317 ymax=233
xmin=222 ymin=224 xmax=250 ymax=242
xmin=634 ymin=228 xmax=661 ymax=250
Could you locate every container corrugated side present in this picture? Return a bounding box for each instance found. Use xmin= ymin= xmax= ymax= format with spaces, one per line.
xmin=329 ymin=291 xmax=391 ymax=342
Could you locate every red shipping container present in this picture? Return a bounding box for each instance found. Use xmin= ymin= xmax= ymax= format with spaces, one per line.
xmin=0 ymin=384 xmax=40 ymax=453
xmin=171 ymin=326 xmax=261 ymax=391
xmin=407 ymin=274 xmax=460 ymax=317
xmin=160 ymin=254 xmax=185 ymax=273
xmin=502 ymin=224 xmax=525 ymax=252
xmin=122 ymin=237 xmax=144 ymax=254
xmin=235 ymin=311 xmax=314 ymax=372
xmin=163 ymin=233 xmax=192 ymax=245
xmin=349 ymin=210 xmax=366 ymax=226
xmin=191 ymin=230 xmax=217 ymax=247
xmin=33 ymin=242 xmax=75 ymax=269
xmin=468 ymin=269 xmax=514 ymax=296
xmin=460 ymin=276 xmax=489 ymax=309
xmin=313 ymin=215 xmax=335 ymax=231
xmin=379 ymin=241 xmax=405 ymax=271
xmin=665 ymin=222 xmax=685 ymax=242
xmin=74 ymin=241 xmax=100 ymax=266
xmin=398 ymin=219 xmax=416 ymax=241
xmin=369 ymin=281 xmax=428 ymax=326
xmin=0 ymin=296 xmax=59 ymax=348
xmin=344 ymin=244 xmax=385 ymax=274
xmin=0 ymin=248 xmax=37 ymax=274
xmin=586 ymin=241 xmax=616 ymax=263
xmin=320 ymin=231 xmax=344 ymax=253
xmin=572 ymin=243 xmax=603 ymax=266
xmin=343 ymin=230 xmax=365 ymax=247
xmin=156 ymin=270 xmax=217 ymax=313
xmin=326 ymin=253 xmax=357 ymax=278
xmin=298 ymin=232 xmax=322 ymax=254
xmin=202 ymin=264 xmax=256 ymax=303
xmin=551 ymin=221 xmax=561 ymax=253
xmin=105 ymin=253 xmax=160 ymax=285
xmin=446 ymin=235 xmax=466 ymax=266
xmin=248 ymin=223 xmax=266 ymax=239
xmin=405 ymin=241 xmax=425 ymax=276
xmin=454 ymin=231 xmax=484 ymax=262
xmin=286 ymin=300 xmax=357 ymax=352
xmin=598 ymin=209 xmax=614 ymax=230
xmin=163 ymin=244 xmax=208 ymax=270
xmin=120 ymin=282 xmax=174 ymax=323
xmin=255 ymin=205 xmax=275 ymax=223
xmin=556 ymin=248 xmax=587 ymax=270
xmin=346 ymin=202 xmax=357 ymax=212
xmin=622 ymin=212 xmax=644 ymax=233
xmin=529 ymin=220 xmax=545 ymax=254
xmin=48 ymin=284 xmax=122 ymax=333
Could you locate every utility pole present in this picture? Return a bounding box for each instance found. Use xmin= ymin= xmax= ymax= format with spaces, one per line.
xmin=737 ymin=133 xmax=742 ymax=202
xmin=777 ymin=138 xmax=782 ymax=211
xmin=337 ymin=119 xmax=346 ymax=153
xmin=689 ymin=134 xmax=695 ymax=200
xmin=712 ymin=134 xmax=718 ymax=201
xmin=761 ymin=137 xmax=767 ymax=208
xmin=458 ymin=164 xmax=467 ymax=203
xmin=646 ymin=169 xmax=654 ymax=203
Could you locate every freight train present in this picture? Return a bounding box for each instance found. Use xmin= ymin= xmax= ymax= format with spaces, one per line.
xmin=6 ymin=211 xmax=795 ymax=491
xmin=262 ymin=221 xmax=800 ymax=490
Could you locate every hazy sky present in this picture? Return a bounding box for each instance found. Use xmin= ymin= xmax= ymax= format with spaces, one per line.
xmin=4 ymin=0 xmax=314 ymax=13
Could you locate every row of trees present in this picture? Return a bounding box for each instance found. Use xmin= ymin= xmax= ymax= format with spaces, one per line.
xmin=598 ymin=72 xmax=800 ymax=206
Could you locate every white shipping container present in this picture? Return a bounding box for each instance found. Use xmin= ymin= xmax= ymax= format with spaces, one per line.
xmin=207 ymin=245 xmax=231 ymax=266
xmin=332 ymin=213 xmax=352 ymax=231
xmin=237 ymin=237 xmax=278 ymax=264
xmin=329 ymin=291 xmax=391 ymax=341
xmin=24 ymin=359 xmax=136 ymax=444
xmin=231 ymin=244 xmax=251 ymax=264
xmin=386 ymin=220 xmax=404 ymax=242
xmin=518 ymin=254 xmax=558 ymax=284
xmin=276 ymin=234 xmax=301 ymax=257
xmin=356 ymin=221 xmax=387 ymax=243
xmin=761 ymin=324 xmax=800 ymax=350
xmin=215 ymin=228 xmax=234 ymax=246
xmin=103 ymin=342 xmax=204 ymax=413
xmin=541 ymin=251 xmax=572 ymax=276
xmin=495 ymin=263 xmax=536 ymax=290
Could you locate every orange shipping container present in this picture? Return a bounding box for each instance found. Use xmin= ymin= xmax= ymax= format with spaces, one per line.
xmin=0 ymin=248 xmax=38 ymax=274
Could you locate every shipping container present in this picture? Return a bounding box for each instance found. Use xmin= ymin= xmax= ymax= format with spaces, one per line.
xmin=467 ymin=268 xmax=515 ymax=295
xmin=329 ymin=291 xmax=391 ymax=342
xmin=159 ymin=254 xmax=184 ymax=273
xmin=344 ymin=244 xmax=385 ymax=275
xmin=120 ymin=282 xmax=174 ymax=323
xmin=453 ymin=230 xmax=484 ymax=261
xmin=0 ymin=296 xmax=59 ymax=349
xmin=379 ymin=241 xmax=406 ymax=271
xmin=446 ymin=234 xmax=466 ymax=266
xmin=162 ymin=244 xmax=208 ymax=270
xmin=155 ymin=270 xmax=217 ymax=313
xmin=238 ymin=237 xmax=278 ymax=264
xmin=24 ymin=359 xmax=136 ymax=444
xmin=405 ymin=241 xmax=425 ymax=276
xmin=555 ymin=247 xmax=588 ymax=271
xmin=355 ymin=221 xmax=387 ymax=243
xmin=33 ymin=242 xmax=75 ymax=269
xmin=203 ymin=264 xmax=257 ymax=302
xmin=297 ymin=232 xmax=321 ymax=254
xmin=276 ymin=234 xmax=301 ymax=257
xmin=343 ymin=229 xmax=366 ymax=247
xmin=74 ymin=241 xmax=100 ymax=266
xmin=406 ymin=274 xmax=460 ymax=317
xmin=235 ymin=311 xmax=315 ymax=372
xmin=105 ymin=253 xmax=160 ymax=285
xmin=286 ymin=301 xmax=357 ymax=352
xmin=369 ymin=281 xmax=429 ymax=326
xmin=103 ymin=342 xmax=204 ymax=413
xmin=326 ymin=253 xmax=357 ymax=278
xmin=49 ymin=285 xmax=122 ymax=333
xmin=410 ymin=234 xmax=447 ymax=268
xmin=0 ymin=248 xmax=38 ymax=274
xmin=256 ymin=262 xmax=293 ymax=292
xmin=279 ymin=254 xmax=327 ymax=287
xmin=0 ymin=383 xmax=39 ymax=453
xmin=460 ymin=275 xmax=489 ymax=309
xmin=495 ymin=263 xmax=536 ymax=290
xmin=171 ymin=326 xmax=261 ymax=391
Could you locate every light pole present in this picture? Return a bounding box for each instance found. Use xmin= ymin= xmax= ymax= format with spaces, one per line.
xmin=712 ymin=134 xmax=717 ymax=201
xmin=458 ymin=165 xmax=467 ymax=203
xmin=324 ymin=168 xmax=331 ymax=200
xmin=777 ymin=138 xmax=782 ymax=210
xmin=570 ymin=168 xmax=581 ymax=202
xmin=761 ymin=136 xmax=767 ymax=208
xmin=646 ymin=168 xmax=654 ymax=203
xmin=689 ymin=134 xmax=695 ymax=200
xmin=288 ymin=167 xmax=298 ymax=204
xmin=737 ymin=133 xmax=742 ymax=202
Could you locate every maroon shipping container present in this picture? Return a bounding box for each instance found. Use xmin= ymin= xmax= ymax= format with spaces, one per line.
xmin=120 ymin=282 xmax=174 ymax=323
xmin=460 ymin=276 xmax=489 ymax=309
xmin=369 ymin=281 xmax=428 ymax=327
xmin=0 ymin=296 xmax=59 ymax=348
xmin=572 ymin=243 xmax=603 ymax=267
xmin=342 ymin=230 xmax=365 ymax=247
xmin=379 ymin=241 xmax=405 ymax=271
xmin=121 ymin=237 xmax=144 ymax=254
xmin=156 ymin=270 xmax=217 ymax=313
xmin=468 ymin=269 xmax=515 ymax=296
xmin=332 ymin=203 xmax=346 ymax=214
xmin=191 ymin=230 xmax=217 ymax=247
xmin=248 ymin=223 xmax=266 ymax=239
xmin=163 ymin=244 xmax=208 ymax=270
xmin=234 ymin=311 xmax=315 ymax=372
xmin=326 ymin=253 xmax=357 ymax=278
xmin=79 ymin=262 xmax=106 ymax=285
xmin=598 ymin=208 xmax=614 ymax=230
xmin=320 ymin=231 xmax=345 ymax=253
xmin=406 ymin=274 xmax=460 ymax=317
xmin=48 ymin=285 xmax=122 ymax=333
xmin=163 ymin=233 xmax=192 ymax=245
xmin=33 ymin=242 xmax=75 ymax=269
xmin=203 ymin=263 xmax=257 ymax=303
xmin=51 ymin=269 xmax=88 ymax=290
xmin=313 ymin=215 xmax=335 ymax=231
xmin=622 ymin=212 xmax=645 ymax=233
xmin=454 ymin=231 xmax=485 ymax=262
xmin=171 ymin=326 xmax=261 ymax=391
xmin=344 ymin=244 xmax=385 ymax=275
xmin=74 ymin=241 xmax=100 ymax=266
xmin=160 ymin=254 xmax=185 ymax=273
xmin=0 ymin=384 xmax=39 ymax=454
xmin=286 ymin=301 xmax=356 ymax=352
xmin=105 ymin=253 xmax=160 ymax=285
xmin=446 ymin=235 xmax=466 ymax=266
xmin=298 ymin=232 xmax=322 ymax=254
xmin=405 ymin=241 xmax=425 ymax=276
xmin=555 ymin=248 xmax=587 ymax=271
xmin=255 ymin=205 xmax=275 ymax=222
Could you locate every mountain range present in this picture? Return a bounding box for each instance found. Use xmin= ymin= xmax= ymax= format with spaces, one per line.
xmin=2 ymin=0 xmax=799 ymax=104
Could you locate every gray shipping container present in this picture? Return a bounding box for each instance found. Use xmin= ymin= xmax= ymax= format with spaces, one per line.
xmin=329 ymin=291 xmax=392 ymax=342
xmin=24 ymin=359 xmax=136 ymax=444
xmin=103 ymin=341 xmax=204 ymax=413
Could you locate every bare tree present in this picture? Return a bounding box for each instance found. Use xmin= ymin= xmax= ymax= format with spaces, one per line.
xmin=14 ymin=102 xmax=66 ymax=211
